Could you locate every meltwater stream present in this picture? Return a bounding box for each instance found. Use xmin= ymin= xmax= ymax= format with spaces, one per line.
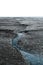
xmin=12 ymin=33 xmax=43 ymax=65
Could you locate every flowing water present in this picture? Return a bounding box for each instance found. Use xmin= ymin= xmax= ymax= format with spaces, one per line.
xmin=12 ymin=33 xmax=43 ymax=65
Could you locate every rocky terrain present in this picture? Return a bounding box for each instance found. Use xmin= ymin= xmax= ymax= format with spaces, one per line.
xmin=0 ymin=17 xmax=43 ymax=65
xmin=0 ymin=17 xmax=30 ymax=65
xmin=17 ymin=31 xmax=43 ymax=54
xmin=0 ymin=41 xmax=28 ymax=65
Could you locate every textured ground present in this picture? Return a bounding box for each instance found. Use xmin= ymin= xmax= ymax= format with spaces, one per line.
xmin=0 ymin=42 xmax=28 ymax=65
xmin=0 ymin=17 xmax=43 ymax=65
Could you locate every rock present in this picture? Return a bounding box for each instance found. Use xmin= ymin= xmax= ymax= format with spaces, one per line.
xmin=17 ymin=31 xmax=43 ymax=55
xmin=0 ymin=42 xmax=28 ymax=65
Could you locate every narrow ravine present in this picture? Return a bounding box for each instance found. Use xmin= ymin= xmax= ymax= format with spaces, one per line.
xmin=12 ymin=33 xmax=43 ymax=65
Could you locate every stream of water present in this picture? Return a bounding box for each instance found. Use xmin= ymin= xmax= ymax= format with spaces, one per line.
xmin=12 ymin=33 xmax=43 ymax=65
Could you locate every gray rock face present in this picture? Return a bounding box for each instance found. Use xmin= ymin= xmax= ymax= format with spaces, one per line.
xmin=0 ymin=17 xmax=27 ymax=32
xmin=0 ymin=42 xmax=27 ymax=65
